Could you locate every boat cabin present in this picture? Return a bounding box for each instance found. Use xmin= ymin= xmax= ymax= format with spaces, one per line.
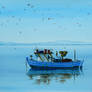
xmin=31 ymin=49 xmax=72 ymax=63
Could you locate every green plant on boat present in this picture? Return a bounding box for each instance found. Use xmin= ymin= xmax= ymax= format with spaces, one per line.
xmin=59 ymin=51 xmax=68 ymax=60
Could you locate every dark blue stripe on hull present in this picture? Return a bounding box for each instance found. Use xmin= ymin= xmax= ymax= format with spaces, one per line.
xmin=30 ymin=65 xmax=82 ymax=70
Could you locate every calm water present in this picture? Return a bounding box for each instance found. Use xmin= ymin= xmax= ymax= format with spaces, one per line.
xmin=0 ymin=45 xmax=92 ymax=92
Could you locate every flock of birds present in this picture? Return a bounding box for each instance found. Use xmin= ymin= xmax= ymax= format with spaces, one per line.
xmin=0 ymin=0 xmax=91 ymax=35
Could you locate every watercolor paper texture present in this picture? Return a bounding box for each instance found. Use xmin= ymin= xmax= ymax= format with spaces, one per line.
xmin=0 ymin=0 xmax=92 ymax=92
xmin=0 ymin=0 xmax=92 ymax=43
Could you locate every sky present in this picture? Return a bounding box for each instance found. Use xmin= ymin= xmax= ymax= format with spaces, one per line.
xmin=0 ymin=0 xmax=92 ymax=43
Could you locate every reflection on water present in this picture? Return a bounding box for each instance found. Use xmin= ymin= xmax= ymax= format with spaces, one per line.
xmin=27 ymin=68 xmax=83 ymax=85
xmin=1 ymin=45 xmax=92 ymax=92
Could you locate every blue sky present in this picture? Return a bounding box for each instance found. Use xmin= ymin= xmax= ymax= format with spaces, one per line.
xmin=0 ymin=0 xmax=92 ymax=43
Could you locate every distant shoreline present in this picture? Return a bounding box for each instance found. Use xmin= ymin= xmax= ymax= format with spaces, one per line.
xmin=0 ymin=40 xmax=92 ymax=46
xmin=0 ymin=44 xmax=92 ymax=46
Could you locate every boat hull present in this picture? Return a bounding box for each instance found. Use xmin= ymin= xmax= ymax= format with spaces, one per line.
xmin=26 ymin=57 xmax=83 ymax=70
xmin=30 ymin=65 xmax=81 ymax=70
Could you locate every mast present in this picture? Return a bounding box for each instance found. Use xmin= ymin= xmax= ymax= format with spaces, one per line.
xmin=43 ymin=54 xmax=49 ymax=62
xmin=74 ymin=49 xmax=76 ymax=61
xmin=38 ymin=53 xmax=44 ymax=62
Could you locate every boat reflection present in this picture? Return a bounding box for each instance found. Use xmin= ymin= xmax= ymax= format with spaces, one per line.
xmin=27 ymin=68 xmax=82 ymax=85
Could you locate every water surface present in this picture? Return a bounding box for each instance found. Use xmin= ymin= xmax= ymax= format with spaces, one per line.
xmin=0 ymin=45 xmax=92 ymax=92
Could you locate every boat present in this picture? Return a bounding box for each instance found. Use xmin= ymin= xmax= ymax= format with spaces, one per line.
xmin=26 ymin=49 xmax=84 ymax=70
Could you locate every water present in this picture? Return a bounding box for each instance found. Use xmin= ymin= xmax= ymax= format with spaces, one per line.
xmin=0 ymin=45 xmax=92 ymax=92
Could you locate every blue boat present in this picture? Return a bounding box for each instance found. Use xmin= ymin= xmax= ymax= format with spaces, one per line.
xmin=26 ymin=49 xmax=84 ymax=70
